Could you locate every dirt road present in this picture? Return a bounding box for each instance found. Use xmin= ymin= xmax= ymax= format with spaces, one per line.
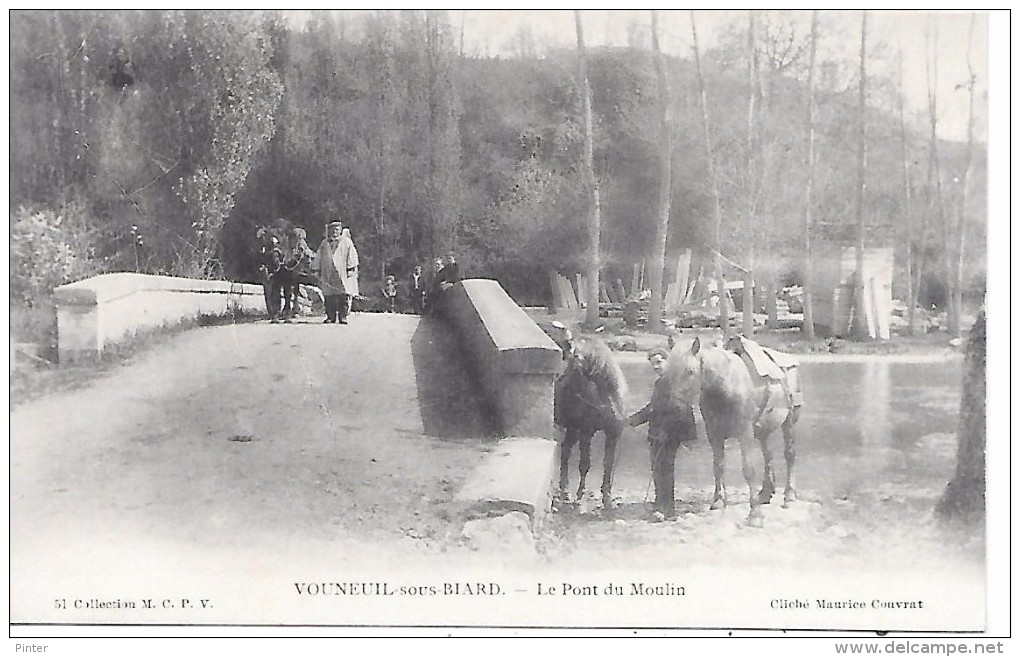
xmin=11 ymin=314 xmax=506 ymax=616
xmin=9 ymin=314 xmax=987 ymax=631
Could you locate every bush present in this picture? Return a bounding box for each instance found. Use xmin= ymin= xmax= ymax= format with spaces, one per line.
xmin=10 ymin=204 xmax=103 ymax=346
xmin=9 ymin=204 xmax=102 ymax=308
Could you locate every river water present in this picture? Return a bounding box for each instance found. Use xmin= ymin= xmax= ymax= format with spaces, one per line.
xmin=606 ymin=356 xmax=964 ymax=507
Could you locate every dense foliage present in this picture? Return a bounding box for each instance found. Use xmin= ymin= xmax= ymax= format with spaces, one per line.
xmin=10 ymin=10 xmax=986 ymax=311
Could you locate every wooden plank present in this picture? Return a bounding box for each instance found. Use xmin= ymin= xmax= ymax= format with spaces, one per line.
xmin=664 ymin=284 xmax=677 ymax=312
xmin=674 ymin=249 xmax=691 ymax=301
xmin=599 ymin=280 xmax=611 ymax=304
xmin=614 ymin=279 xmax=628 ymax=303
xmin=549 ymin=271 xmax=563 ymax=310
xmin=558 ymin=274 xmax=577 ymax=310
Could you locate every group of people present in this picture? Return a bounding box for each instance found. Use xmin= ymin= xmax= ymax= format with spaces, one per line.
xmin=258 ymin=218 xmax=359 ymax=324
xmin=258 ymin=217 xmax=463 ymax=322
xmin=382 ymin=254 xmax=461 ymax=315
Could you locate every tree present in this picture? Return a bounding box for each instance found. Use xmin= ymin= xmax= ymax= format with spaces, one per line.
xmin=645 ymin=10 xmax=672 ymax=333
xmin=897 ymin=42 xmax=917 ymax=336
xmin=742 ymin=11 xmax=760 ymax=337
xmin=575 ymin=11 xmax=601 ymax=328
xmin=949 ymin=14 xmax=978 ymax=339
xmin=691 ymin=12 xmax=728 ymax=336
xmin=851 ymin=10 xmax=869 ymax=340
xmin=800 ymin=11 xmax=819 ymax=339
xmin=936 ymin=310 xmax=985 ymax=522
xmin=9 ymin=11 xmax=282 ymax=278
xmin=922 ymin=15 xmax=949 ymax=329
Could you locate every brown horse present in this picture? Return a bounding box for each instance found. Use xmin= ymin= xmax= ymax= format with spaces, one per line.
xmin=664 ymin=335 xmax=800 ymax=527
xmin=553 ymin=337 xmax=628 ymax=510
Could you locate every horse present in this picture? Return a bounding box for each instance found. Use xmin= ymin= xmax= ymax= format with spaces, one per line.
xmin=664 ymin=335 xmax=801 ymax=527
xmin=281 ymin=226 xmax=318 ymax=319
xmin=553 ymin=336 xmax=628 ymax=510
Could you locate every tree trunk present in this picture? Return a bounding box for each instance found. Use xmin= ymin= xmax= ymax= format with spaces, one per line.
xmin=742 ymin=11 xmax=758 ymax=338
xmin=691 ymin=12 xmax=728 ymax=337
xmin=852 ymin=11 xmax=870 ymax=341
xmin=897 ymin=44 xmax=922 ymax=338
xmin=913 ymin=17 xmax=940 ymax=331
xmin=936 ymin=310 xmax=985 ymax=522
xmin=951 ymin=15 xmax=977 ymax=340
xmin=897 ymin=44 xmax=916 ymax=336
xmin=766 ymin=284 xmax=778 ymax=328
xmin=575 ymin=11 xmax=601 ymax=329
xmin=801 ymin=11 xmax=819 ymax=340
xmin=646 ymin=11 xmax=672 ymax=333
xmin=924 ymin=15 xmax=948 ymax=331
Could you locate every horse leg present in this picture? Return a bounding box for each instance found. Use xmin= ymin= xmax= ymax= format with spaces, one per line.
xmin=709 ymin=433 xmax=727 ymax=511
xmin=288 ymin=283 xmax=300 ymax=318
xmin=283 ymin=281 xmax=296 ymax=319
xmin=782 ymin=413 xmax=798 ymax=506
xmin=756 ymin=425 xmax=776 ymax=505
xmin=269 ymin=276 xmax=284 ymax=321
xmin=576 ymin=429 xmax=594 ymax=499
xmin=600 ymin=424 xmax=621 ymax=510
xmin=736 ymin=425 xmax=764 ymax=527
xmin=558 ymin=428 xmax=579 ymax=500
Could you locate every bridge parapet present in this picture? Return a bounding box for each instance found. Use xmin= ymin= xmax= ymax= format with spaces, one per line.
xmin=443 ymin=279 xmax=561 ymax=437
xmin=53 ymin=272 xmax=264 ymax=362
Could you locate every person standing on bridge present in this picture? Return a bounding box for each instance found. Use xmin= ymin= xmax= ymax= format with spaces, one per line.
xmin=409 ymin=265 xmax=426 ymax=315
xmin=316 ymin=220 xmax=359 ymax=324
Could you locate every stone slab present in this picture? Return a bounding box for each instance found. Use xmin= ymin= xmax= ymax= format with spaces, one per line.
xmin=455 ymin=437 xmax=557 ymax=524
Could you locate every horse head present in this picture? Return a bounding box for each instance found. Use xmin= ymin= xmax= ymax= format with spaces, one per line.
xmin=561 ymin=337 xmax=628 ymax=422
xmin=665 ymin=336 xmax=705 ymax=407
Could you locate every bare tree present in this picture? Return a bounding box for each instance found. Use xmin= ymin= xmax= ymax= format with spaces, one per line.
xmin=691 ymin=12 xmax=728 ymax=336
xmin=575 ymin=11 xmax=601 ymax=328
xmin=897 ymin=42 xmax=917 ymax=335
xmin=742 ymin=11 xmax=759 ymax=337
xmin=950 ymin=14 xmax=978 ymax=339
xmin=646 ymin=10 xmax=672 ymax=333
xmin=801 ymin=11 xmax=819 ymax=340
xmin=922 ymin=15 xmax=948 ymax=335
xmin=851 ymin=10 xmax=869 ymax=340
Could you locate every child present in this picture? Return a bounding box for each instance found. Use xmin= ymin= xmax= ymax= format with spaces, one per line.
xmin=628 ymin=347 xmax=698 ymax=521
xmin=382 ymin=275 xmax=397 ymax=313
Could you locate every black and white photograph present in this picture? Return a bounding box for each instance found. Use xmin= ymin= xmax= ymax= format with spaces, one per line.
xmin=8 ymin=8 xmax=1006 ymax=644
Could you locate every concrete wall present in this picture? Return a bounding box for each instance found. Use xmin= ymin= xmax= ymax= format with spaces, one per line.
xmin=53 ymin=273 xmax=265 ymax=362
xmin=442 ymin=279 xmax=561 ymax=437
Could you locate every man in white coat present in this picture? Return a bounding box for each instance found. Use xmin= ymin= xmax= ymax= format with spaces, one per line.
xmin=316 ymin=220 xmax=359 ymax=324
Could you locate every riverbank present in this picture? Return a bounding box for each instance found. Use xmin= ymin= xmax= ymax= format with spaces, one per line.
xmin=526 ymin=309 xmax=968 ymax=359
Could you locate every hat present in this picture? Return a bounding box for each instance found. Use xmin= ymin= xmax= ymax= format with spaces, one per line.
xmin=647 ymin=347 xmax=671 ymax=361
xmin=327 ymin=221 xmax=343 ymax=230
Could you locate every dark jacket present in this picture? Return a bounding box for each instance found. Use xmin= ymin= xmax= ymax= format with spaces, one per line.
xmin=629 ymin=375 xmax=697 ymax=444
xmin=439 ymin=262 xmax=461 ymax=285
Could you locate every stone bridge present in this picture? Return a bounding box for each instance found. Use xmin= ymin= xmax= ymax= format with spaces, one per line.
xmin=11 ymin=275 xmax=563 ymax=624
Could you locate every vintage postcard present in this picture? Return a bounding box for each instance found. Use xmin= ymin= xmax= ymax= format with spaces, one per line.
xmin=8 ymin=9 xmax=1005 ymax=641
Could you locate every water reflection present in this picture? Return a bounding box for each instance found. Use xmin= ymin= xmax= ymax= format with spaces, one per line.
xmin=615 ymin=357 xmax=962 ymax=499
xmin=858 ymin=360 xmax=891 ymax=453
